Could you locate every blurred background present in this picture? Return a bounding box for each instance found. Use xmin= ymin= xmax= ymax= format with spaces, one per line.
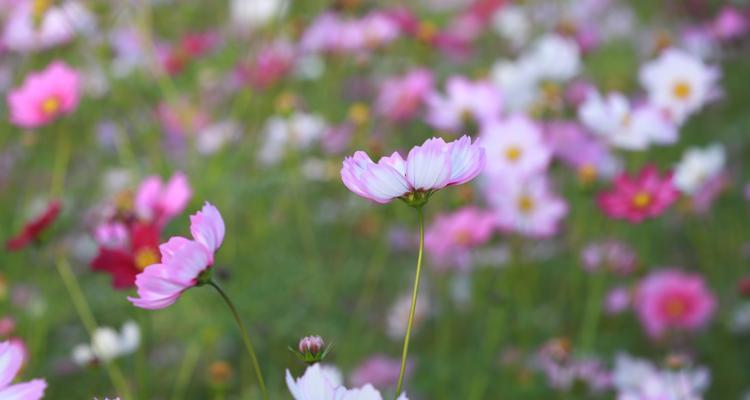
xmin=1 ymin=0 xmax=750 ymax=398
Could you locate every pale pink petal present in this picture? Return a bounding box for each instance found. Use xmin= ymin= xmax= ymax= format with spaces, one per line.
xmin=405 ymin=137 xmax=451 ymax=191
xmin=0 ymin=379 xmax=46 ymax=400
xmin=189 ymin=202 xmax=225 ymax=253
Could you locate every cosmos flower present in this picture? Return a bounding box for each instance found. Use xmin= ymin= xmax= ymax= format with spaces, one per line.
xmin=673 ymin=144 xmax=725 ymax=195
xmin=598 ymin=165 xmax=679 ymax=223
xmin=71 ymin=321 xmax=140 ymax=366
xmin=7 ymin=61 xmax=81 ymax=128
xmin=485 ymin=174 xmax=568 ymax=238
xmin=340 ymin=135 xmax=486 ymax=206
xmin=6 ymin=200 xmax=61 ymax=251
xmin=286 ymin=363 xmax=409 ymax=400
xmin=0 ymin=340 xmax=46 ymax=400
xmin=639 ymin=48 xmax=720 ymax=123
xmin=2 ymin=0 xmax=95 ymax=52
xmin=91 ymin=221 xmax=161 ymax=289
xmin=134 ymin=172 xmax=192 ymax=227
xmin=579 ymin=90 xmax=677 ymax=150
xmin=375 ymin=69 xmax=434 ymax=122
xmin=635 ymin=269 xmax=716 ymax=338
xmin=545 ymin=121 xmax=620 ymax=183
xmin=480 ymin=113 xmax=552 ymax=179
xmin=258 ymin=112 xmax=327 ymax=166
xmin=612 ymin=353 xmax=710 ymax=400
xmin=425 ymin=76 xmax=502 ymax=132
xmin=350 ymin=355 xmax=413 ymax=390
xmin=424 ymin=206 xmax=495 ymax=271
xmin=128 ymin=202 xmax=225 ymax=310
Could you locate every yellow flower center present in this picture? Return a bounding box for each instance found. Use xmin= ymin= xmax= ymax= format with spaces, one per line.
xmin=348 ymin=102 xmax=370 ymax=125
xmin=504 ymin=146 xmax=522 ymax=162
xmin=578 ymin=164 xmax=597 ymax=184
xmin=134 ymin=248 xmax=159 ymax=270
xmin=621 ymin=113 xmax=632 ymax=128
xmin=672 ymin=81 xmax=692 ymax=100
xmin=632 ymin=191 xmax=652 ymax=208
xmin=41 ymin=97 xmax=60 ymax=116
xmin=32 ymin=0 xmax=53 ymax=20
xmin=517 ymin=194 xmax=535 ymax=214
xmin=664 ymin=298 xmax=686 ymax=318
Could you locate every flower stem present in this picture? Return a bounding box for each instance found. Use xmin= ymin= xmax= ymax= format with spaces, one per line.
xmin=395 ymin=206 xmax=425 ymax=398
xmin=207 ymin=280 xmax=268 ymax=400
xmin=578 ymin=271 xmax=606 ymax=352
xmin=50 ymin=125 xmax=71 ymax=198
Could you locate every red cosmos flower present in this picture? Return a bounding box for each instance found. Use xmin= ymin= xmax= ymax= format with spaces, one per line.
xmin=6 ymin=201 xmax=61 ymax=251
xmin=91 ymin=222 xmax=161 ymax=289
xmin=598 ymin=165 xmax=679 ymax=223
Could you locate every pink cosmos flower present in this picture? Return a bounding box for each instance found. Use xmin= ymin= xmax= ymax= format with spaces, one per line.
xmin=597 ymin=165 xmax=679 ymax=223
xmin=0 ymin=340 xmax=46 ymax=399
xmin=545 ymin=121 xmax=619 ymax=182
xmin=425 ymin=76 xmax=502 ymax=132
xmin=605 ymin=286 xmax=631 ymax=315
xmin=375 ymin=69 xmax=434 ymax=122
xmin=480 ymin=114 xmax=552 ymax=179
xmin=134 ymin=172 xmax=192 ymax=227
xmin=635 ymin=269 xmax=716 ymax=338
xmin=712 ymin=6 xmax=748 ymax=41
xmin=350 ymin=354 xmax=413 ymax=390
xmin=424 ymin=206 xmax=495 ymax=271
xmin=2 ymin=1 xmax=94 ymax=52
xmin=7 ymin=61 xmax=81 ymax=128
xmin=128 ymin=202 xmax=225 ymax=310
xmin=340 ymin=135 xmax=485 ymax=206
xmin=485 ymin=174 xmax=568 ymax=238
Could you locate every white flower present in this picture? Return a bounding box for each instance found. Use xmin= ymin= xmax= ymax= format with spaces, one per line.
xmin=230 ymin=0 xmax=288 ymax=31
xmin=525 ymin=34 xmax=581 ymax=83
xmin=286 ymin=364 xmax=409 ymax=400
xmin=490 ymin=60 xmax=538 ymax=112
xmin=612 ymin=353 xmax=709 ymax=400
xmin=579 ymin=91 xmax=677 ymax=150
xmin=72 ymin=321 xmax=140 ymax=365
xmin=639 ymin=48 xmax=720 ymax=123
xmin=491 ymin=5 xmax=530 ymax=49
xmin=258 ymin=112 xmax=327 ymax=166
xmin=673 ymin=144 xmax=725 ymax=195
xmin=196 ymin=121 xmax=241 ymax=155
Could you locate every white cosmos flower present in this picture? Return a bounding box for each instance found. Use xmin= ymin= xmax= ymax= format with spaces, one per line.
xmin=525 ymin=34 xmax=581 ymax=83
xmin=612 ymin=353 xmax=709 ymax=400
xmin=230 ymin=0 xmax=288 ymax=32
xmin=72 ymin=321 xmax=140 ymax=365
xmin=286 ymin=364 xmax=409 ymax=400
xmin=258 ymin=112 xmax=327 ymax=166
xmin=673 ymin=144 xmax=725 ymax=195
xmin=491 ymin=5 xmax=531 ymax=49
xmin=639 ymin=48 xmax=720 ymax=123
xmin=579 ymin=90 xmax=677 ymax=150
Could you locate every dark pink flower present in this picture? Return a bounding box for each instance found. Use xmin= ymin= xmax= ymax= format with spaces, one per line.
xmin=597 ymin=165 xmax=679 ymax=223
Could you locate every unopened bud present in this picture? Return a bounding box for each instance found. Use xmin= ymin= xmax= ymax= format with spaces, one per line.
xmin=290 ymin=335 xmax=331 ymax=365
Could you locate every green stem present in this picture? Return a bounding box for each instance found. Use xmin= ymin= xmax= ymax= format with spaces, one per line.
xmin=170 ymin=340 xmax=201 ymax=400
xmin=394 ymin=207 xmax=425 ymax=398
xmin=207 ymin=280 xmax=268 ymax=400
xmin=50 ymin=126 xmax=71 ymax=198
xmin=578 ymin=271 xmax=606 ymax=352
xmin=55 ymin=259 xmax=133 ymax=399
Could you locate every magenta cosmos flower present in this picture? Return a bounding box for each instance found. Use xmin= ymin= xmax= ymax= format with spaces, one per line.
xmin=597 ymin=165 xmax=679 ymax=223
xmin=424 ymin=206 xmax=495 ymax=271
xmin=134 ymin=172 xmax=192 ymax=227
xmin=7 ymin=61 xmax=81 ymax=129
xmin=128 ymin=202 xmax=225 ymax=309
xmin=635 ymin=269 xmax=716 ymax=338
xmin=0 ymin=340 xmax=46 ymax=399
xmin=341 ymin=135 xmax=485 ymax=207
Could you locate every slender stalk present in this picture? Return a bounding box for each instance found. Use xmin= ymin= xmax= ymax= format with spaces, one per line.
xmin=50 ymin=126 xmax=71 ymax=198
xmin=207 ymin=280 xmax=268 ymax=400
xmin=578 ymin=271 xmax=606 ymax=352
xmin=394 ymin=207 xmax=425 ymax=398
xmin=55 ymin=258 xmax=133 ymax=399
xmin=170 ymin=340 xmax=201 ymax=400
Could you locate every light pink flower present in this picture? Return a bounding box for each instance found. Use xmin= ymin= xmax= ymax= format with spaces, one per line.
xmin=128 ymin=202 xmax=224 ymax=310
xmin=712 ymin=6 xmax=748 ymax=41
xmin=350 ymin=354 xmax=412 ymax=390
xmin=134 ymin=172 xmax=192 ymax=226
xmin=597 ymin=165 xmax=679 ymax=223
xmin=424 ymin=206 xmax=495 ymax=271
xmin=581 ymin=240 xmax=637 ymax=275
xmin=340 ymin=135 xmax=485 ymax=205
xmin=425 ymin=76 xmax=502 ymax=132
xmin=485 ymin=174 xmax=568 ymax=238
xmin=545 ymin=121 xmax=619 ymax=182
xmin=480 ymin=114 xmax=552 ymax=179
xmin=0 ymin=340 xmax=46 ymax=399
xmin=7 ymin=61 xmax=80 ymax=128
xmin=375 ymin=69 xmax=434 ymax=122
xmin=635 ymin=269 xmax=716 ymax=338
xmin=2 ymin=1 xmax=94 ymax=52
xmin=287 ymin=363 xmax=409 ymax=400
xmin=605 ymin=286 xmax=631 ymax=315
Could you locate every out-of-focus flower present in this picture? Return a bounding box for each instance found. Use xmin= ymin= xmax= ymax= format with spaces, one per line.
xmin=526 ymin=34 xmax=581 ymax=83
xmin=376 ymin=69 xmax=433 ymax=122
xmin=6 ymin=200 xmax=61 ymax=251
xmin=196 ymin=121 xmax=241 ymax=155
xmin=155 ymin=100 xmax=210 ymax=137
xmin=712 ymin=6 xmax=748 ymax=41
xmin=425 ymin=76 xmax=502 ymax=133
xmin=259 ymin=112 xmax=327 ymax=166
xmin=287 ymin=363 xmax=409 ymax=400
xmin=350 ymin=354 xmax=412 ymax=390
xmin=486 ymin=174 xmax=568 ymax=238
xmin=230 ymin=0 xmax=288 ymax=32
xmin=491 ymin=5 xmax=530 ymax=49
xmin=134 ymin=172 xmax=192 ymax=227
xmin=386 ymin=292 xmax=430 ymax=340
xmin=673 ymin=144 xmax=725 ymax=195
xmin=7 ymin=61 xmax=81 ymax=128
xmin=579 ymin=90 xmax=677 ymax=150
xmin=581 ymin=240 xmax=637 ymax=275
xmin=159 ymin=32 xmax=220 ymax=75
xmin=2 ymin=0 xmax=95 ymax=52
xmin=128 ymin=202 xmax=225 ymax=310
xmin=605 ymin=286 xmax=631 ymax=315
xmin=534 ymin=344 xmax=611 ymax=394
xmin=635 ymin=269 xmax=716 ymax=338
xmin=424 ymin=206 xmax=495 ymax=271
xmin=612 ymin=353 xmax=709 ymax=400
xmin=639 ymin=48 xmax=720 ymax=123
xmin=0 ymin=340 xmax=46 ymax=399
xmin=71 ymin=321 xmax=140 ymax=365
xmin=300 ymin=11 xmax=400 ymax=54
xmin=545 ymin=121 xmax=620 ymax=182
xmin=341 ymin=135 xmax=485 ymax=206
xmin=480 ymin=114 xmax=552 ymax=179
xmin=598 ymin=165 xmax=679 ymax=223
xmin=236 ymin=40 xmax=295 ymax=90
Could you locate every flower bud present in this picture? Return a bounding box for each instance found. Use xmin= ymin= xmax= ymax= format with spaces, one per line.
xmin=291 ymin=335 xmax=331 ymax=365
